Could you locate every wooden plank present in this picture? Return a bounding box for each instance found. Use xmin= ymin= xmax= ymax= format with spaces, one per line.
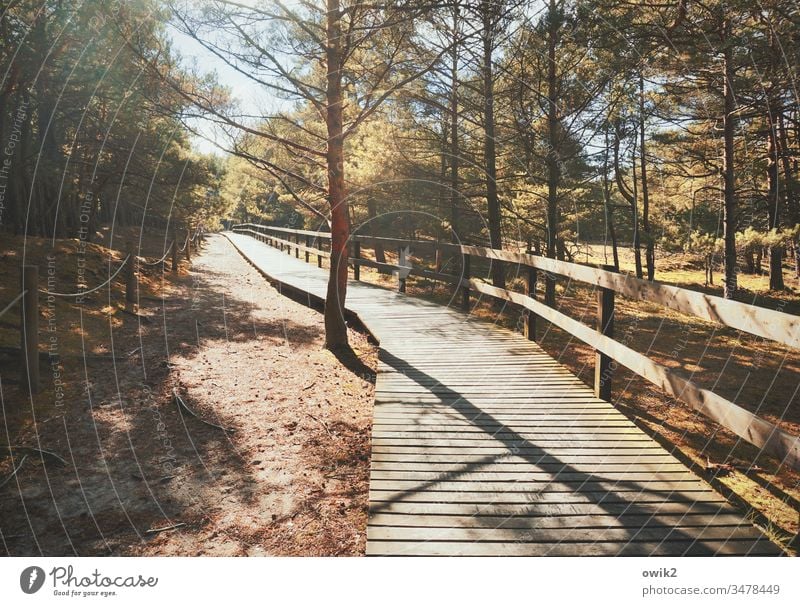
xmin=368 ymin=500 xmax=735 ymax=517
xmin=368 ymin=480 xmax=711 ymax=493
xmin=368 ymin=489 xmax=723 ymax=504
xmin=366 ymin=525 xmax=766 ymax=544
xmin=371 ymin=454 xmax=684 ymax=464
xmin=367 ymin=512 xmax=751 ymax=529
xmin=365 ymin=539 xmax=779 ymax=556
xmin=368 ymin=471 xmax=700 ymax=482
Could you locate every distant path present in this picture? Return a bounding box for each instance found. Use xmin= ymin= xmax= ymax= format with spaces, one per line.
xmin=225 ymin=232 xmax=780 ymax=556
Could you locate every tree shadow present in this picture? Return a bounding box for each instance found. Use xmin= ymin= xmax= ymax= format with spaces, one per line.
xmin=0 ymin=234 xmax=330 ymax=555
xmin=369 ymin=348 xmax=779 ymax=555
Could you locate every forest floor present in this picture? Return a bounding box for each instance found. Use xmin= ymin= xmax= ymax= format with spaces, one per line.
xmin=0 ymin=233 xmax=376 ymax=556
xmin=357 ymin=245 xmax=800 ymax=553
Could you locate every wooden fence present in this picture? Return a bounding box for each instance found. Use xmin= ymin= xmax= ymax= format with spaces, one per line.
xmin=232 ymin=222 xmax=800 ymax=471
xmin=0 ymin=229 xmax=202 ymax=395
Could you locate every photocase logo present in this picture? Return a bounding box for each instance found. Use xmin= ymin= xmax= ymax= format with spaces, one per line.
xmin=20 ymin=566 xmax=45 ymax=594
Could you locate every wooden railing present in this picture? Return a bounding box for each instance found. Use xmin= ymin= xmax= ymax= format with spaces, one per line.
xmin=231 ymin=222 xmax=800 ymax=470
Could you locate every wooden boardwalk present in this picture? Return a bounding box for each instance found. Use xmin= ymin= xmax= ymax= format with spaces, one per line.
xmin=224 ymin=232 xmax=780 ymax=556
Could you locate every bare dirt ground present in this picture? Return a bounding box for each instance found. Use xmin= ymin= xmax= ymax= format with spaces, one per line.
xmin=0 ymin=234 xmax=376 ymax=556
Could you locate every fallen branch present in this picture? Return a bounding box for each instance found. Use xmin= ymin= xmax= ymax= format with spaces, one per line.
xmin=302 ymin=382 xmax=316 ymax=391
xmin=145 ymin=522 xmax=186 ymax=535
xmin=173 ymin=389 xmax=235 ymax=434
xmin=0 ymin=455 xmax=28 ymax=489
xmin=307 ymin=413 xmax=333 ymax=437
xmin=1 ymin=445 xmax=67 ymax=466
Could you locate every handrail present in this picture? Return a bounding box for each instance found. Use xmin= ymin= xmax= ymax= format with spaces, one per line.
xmin=234 ymin=222 xmax=330 ymax=239
xmin=230 ymin=221 xmax=800 ymax=471
xmin=232 ymin=221 xmax=800 ymax=351
xmin=461 ymin=245 xmax=800 ymax=351
xmin=234 ymin=227 xmax=331 ymax=258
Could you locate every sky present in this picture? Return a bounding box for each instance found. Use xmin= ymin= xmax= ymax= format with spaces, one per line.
xmin=168 ymin=24 xmax=265 ymax=155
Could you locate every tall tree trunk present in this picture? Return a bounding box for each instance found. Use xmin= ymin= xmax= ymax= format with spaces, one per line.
xmin=544 ymin=0 xmax=559 ymax=306
xmin=638 ymin=74 xmax=654 ymax=281
xmin=449 ymin=5 xmax=460 ymax=243
xmin=481 ymin=1 xmax=503 ymax=288
xmin=630 ymin=135 xmax=643 ymax=279
xmin=721 ymin=16 xmax=738 ymax=299
xmin=602 ymin=125 xmax=619 ymax=270
xmin=777 ymin=113 xmax=800 ymax=277
xmin=324 ymin=0 xmax=349 ymax=350
xmin=366 ymin=198 xmax=386 ymax=265
xmin=613 ymin=124 xmax=642 ymax=278
xmin=767 ymin=121 xmax=784 ymax=289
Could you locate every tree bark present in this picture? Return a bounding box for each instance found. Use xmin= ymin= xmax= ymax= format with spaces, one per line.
xmin=324 ymin=0 xmax=350 ymax=350
xmin=721 ymin=16 xmax=738 ymax=299
xmin=481 ymin=1 xmax=504 ymax=288
xmin=613 ymin=124 xmax=642 ymax=278
xmin=545 ymin=0 xmax=559 ymax=306
xmin=602 ymin=125 xmax=619 ymax=270
xmin=777 ymin=113 xmax=799 ymax=277
xmin=638 ymin=74 xmax=654 ymax=281
xmin=767 ymin=121 xmax=784 ymax=289
xmin=449 ymin=5 xmax=460 ymax=243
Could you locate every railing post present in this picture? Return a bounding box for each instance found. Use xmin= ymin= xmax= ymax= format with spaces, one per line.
xmin=171 ymin=231 xmax=178 ymax=272
xmin=125 ymin=248 xmax=139 ymax=314
xmin=353 ymin=240 xmax=361 ymax=280
xmin=397 ymin=246 xmax=407 ymax=293
xmin=295 ymin=233 xmax=300 ymax=258
xmin=461 ymin=252 xmax=470 ymax=312
xmin=525 ymin=243 xmax=538 ymax=341
xmin=21 ymin=265 xmax=39 ymax=394
xmin=317 ymin=239 xmax=323 ymax=268
xmin=305 ymin=235 xmax=310 ymax=263
xmin=185 ymin=228 xmax=192 ymax=262
xmin=594 ymin=264 xmax=615 ymax=400
xmin=435 ymin=241 xmax=442 ymax=273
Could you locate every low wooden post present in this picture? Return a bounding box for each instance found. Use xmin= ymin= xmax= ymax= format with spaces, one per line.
xmin=353 ymin=241 xmax=361 ymax=281
xmin=21 ymin=265 xmax=39 ymax=394
xmin=435 ymin=242 xmax=442 ymax=273
xmin=185 ymin=229 xmax=192 ymax=262
xmin=305 ymin=235 xmax=310 ymax=263
xmin=461 ymin=253 xmax=470 ymax=312
xmin=295 ymin=233 xmax=300 ymax=258
xmin=397 ymin=246 xmax=407 ymax=293
xmin=171 ymin=233 xmax=178 ymax=272
xmin=125 ymin=249 xmax=139 ymax=314
xmin=317 ymin=243 xmax=323 ymax=268
xmin=594 ymin=264 xmax=615 ymax=400
xmin=525 ymin=243 xmax=538 ymax=341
